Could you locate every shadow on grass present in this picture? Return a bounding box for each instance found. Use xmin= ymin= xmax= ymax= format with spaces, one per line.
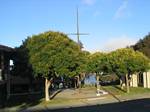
xmin=1 ymin=89 xmax=66 ymax=111
xmin=113 ymin=85 xmax=126 ymax=93
xmin=102 ymin=86 xmax=121 ymax=102
xmin=50 ymin=89 xmax=64 ymax=100
xmin=28 ymin=98 xmax=150 ymax=112
xmin=4 ymin=92 xmax=44 ymax=111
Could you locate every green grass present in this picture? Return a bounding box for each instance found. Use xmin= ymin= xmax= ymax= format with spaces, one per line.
xmin=102 ymin=85 xmax=150 ymax=96
xmin=126 ymin=87 xmax=150 ymax=95
xmin=102 ymin=85 xmax=125 ymax=95
xmin=40 ymin=98 xmax=80 ymax=106
xmin=5 ymin=93 xmax=81 ymax=110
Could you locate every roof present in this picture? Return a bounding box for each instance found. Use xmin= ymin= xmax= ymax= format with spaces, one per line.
xmin=0 ymin=44 xmax=14 ymax=52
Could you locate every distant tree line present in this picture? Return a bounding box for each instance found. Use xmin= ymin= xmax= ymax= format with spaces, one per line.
xmin=132 ymin=33 xmax=150 ymax=59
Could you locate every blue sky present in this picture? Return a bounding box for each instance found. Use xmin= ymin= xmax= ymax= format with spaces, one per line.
xmin=0 ymin=0 xmax=150 ymax=52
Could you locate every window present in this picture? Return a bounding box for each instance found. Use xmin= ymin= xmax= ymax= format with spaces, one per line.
xmin=10 ymin=60 xmax=14 ymax=71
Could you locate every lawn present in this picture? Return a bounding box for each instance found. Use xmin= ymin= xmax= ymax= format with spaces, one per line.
xmin=102 ymin=85 xmax=150 ymax=96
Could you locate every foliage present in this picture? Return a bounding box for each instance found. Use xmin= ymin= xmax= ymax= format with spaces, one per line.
xmin=108 ymin=48 xmax=150 ymax=76
xmin=132 ymin=33 xmax=150 ymax=59
xmin=100 ymin=74 xmax=119 ymax=82
xmin=11 ymin=38 xmax=33 ymax=78
xmin=87 ymin=52 xmax=107 ymax=74
xmin=77 ymin=50 xmax=90 ymax=73
xmin=86 ymin=48 xmax=150 ymax=76
xmin=26 ymin=31 xmax=85 ymax=78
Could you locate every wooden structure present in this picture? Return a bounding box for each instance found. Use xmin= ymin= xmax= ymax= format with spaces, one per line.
xmin=0 ymin=44 xmax=14 ymax=107
xmin=130 ymin=72 xmax=150 ymax=88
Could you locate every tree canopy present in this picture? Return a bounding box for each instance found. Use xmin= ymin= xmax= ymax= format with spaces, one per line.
xmin=11 ymin=38 xmax=34 ymax=85
xmin=109 ymin=48 xmax=150 ymax=76
xmin=26 ymin=31 xmax=85 ymax=78
xmin=25 ymin=31 xmax=88 ymax=101
xmin=132 ymin=33 xmax=150 ymax=59
xmin=86 ymin=48 xmax=150 ymax=76
xmin=87 ymin=52 xmax=110 ymax=74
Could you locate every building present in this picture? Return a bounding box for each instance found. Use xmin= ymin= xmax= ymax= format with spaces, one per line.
xmin=0 ymin=44 xmax=14 ymax=107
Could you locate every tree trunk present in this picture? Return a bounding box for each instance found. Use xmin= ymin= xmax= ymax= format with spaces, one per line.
xmin=74 ymin=79 xmax=77 ymax=89
xmin=96 ymin=75 xmax=100 ymax=90
xmin=81 ymin=73 xmax=85 ymax=88
xmin=74 ymin=75 xmax=80 ymax=88
xmin=74 ymin=76 xmax=77 ymax=89
xmin=120 ymin=79 xmax=124 ymax=89
xmin=125 ymin=74 xmax=130 ymax=93
xmin=45 ymin=78 xmax=51 ymax=101
xmin=77 ymin=75 xmax=80 ymax=88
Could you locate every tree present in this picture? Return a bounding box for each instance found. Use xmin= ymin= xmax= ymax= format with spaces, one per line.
xmin=132 ymin=33 xmax=150 ymax=58
xmin=87 ymin=52 xmax=109 ymax=90
xmin=87 ymin=52 xmax=104 ymax=73
xmin=11 ymin=38 xmax=34 ymax=90
xmin=77 ymin=50 xmax=90 ymax=88
xmin=109 ymin=48 xmax=150 ymax=93
xmin=26 ymin=31 xmax=84 ymax=101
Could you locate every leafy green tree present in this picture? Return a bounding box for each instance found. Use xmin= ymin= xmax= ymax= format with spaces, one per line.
xmin=132 ymin=33 xmax=150 ymax=58
xmin=26 ymin=31 xmax=84 ymax=101
xmin=12 ymin=38 xmax=34 ymax=88
xmin=87 ymin=52 xmax=109 ymax=89
xmin=77 ymin=50 xmax=90 ymax=88
xmin=109 ymin=48 xmax=150 ymax=93
xmin=87 ymin=52 xmax=103 ymax=73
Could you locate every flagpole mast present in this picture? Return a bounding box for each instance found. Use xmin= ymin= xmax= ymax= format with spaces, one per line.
xmin=67 ymin=7 xmax=89 ymax=49
xmin=77 ymin=7 xmax=80 ymax=45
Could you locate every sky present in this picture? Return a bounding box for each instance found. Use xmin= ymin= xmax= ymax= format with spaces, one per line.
xmin=0 ymin=0 xmax=150 ymax=52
